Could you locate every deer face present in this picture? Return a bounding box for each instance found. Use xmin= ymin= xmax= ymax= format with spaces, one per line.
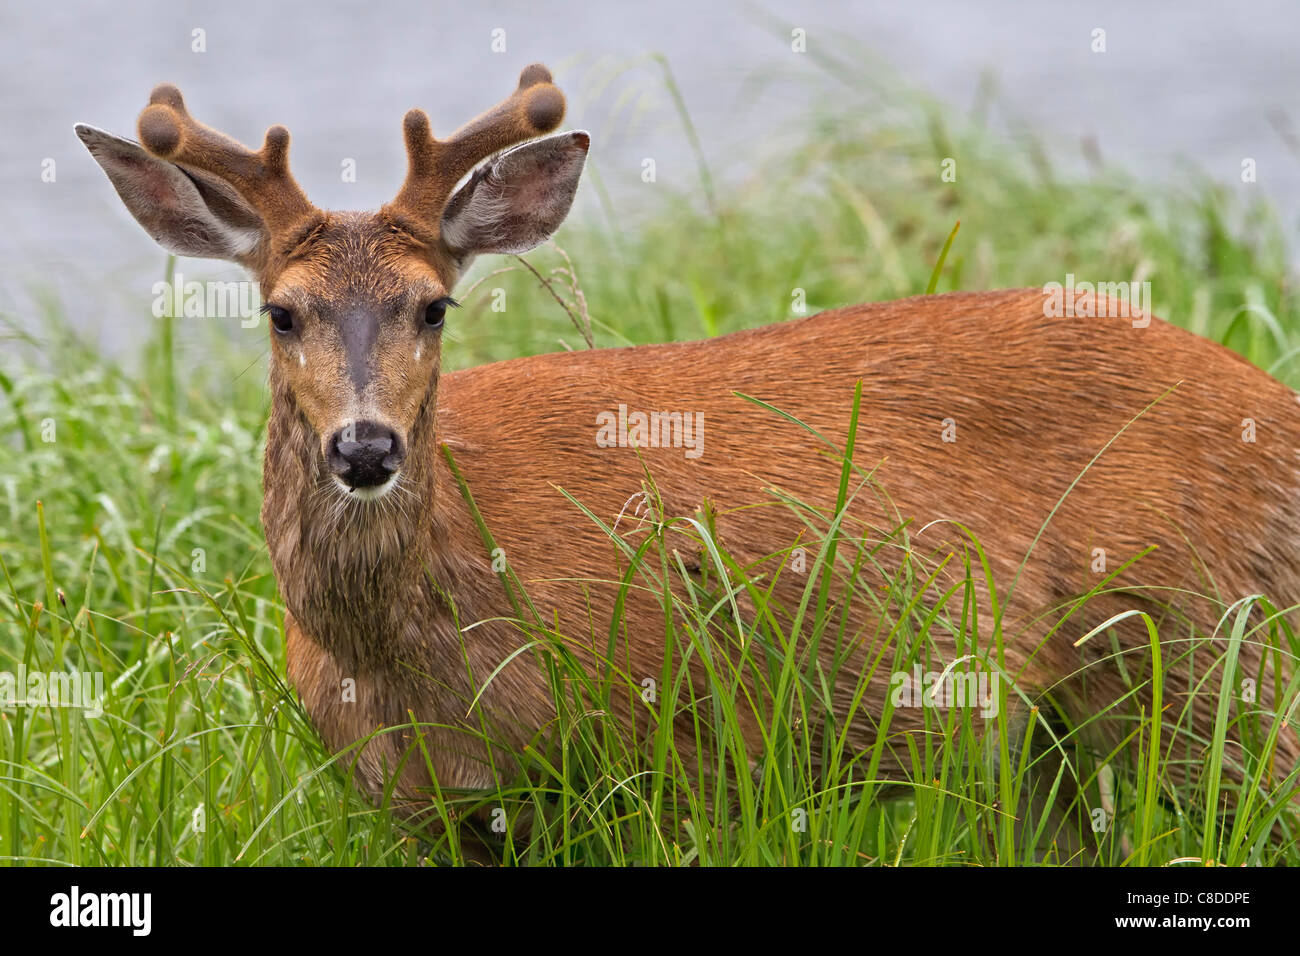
xmin=77 ymin=66 xmax=588 ymax=500
xmin=254 ymin=213 xmax=452 ymax=496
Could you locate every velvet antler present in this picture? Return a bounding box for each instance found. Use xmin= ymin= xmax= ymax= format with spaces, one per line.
xmin=388 ymin=63 xmax=566 ymax=226
xmin=136 ymin=83 xmax=318 ymax=238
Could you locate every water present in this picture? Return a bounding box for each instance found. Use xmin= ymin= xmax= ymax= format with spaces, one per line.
xmin=2 ymin=0 xmax=1297 ymax=353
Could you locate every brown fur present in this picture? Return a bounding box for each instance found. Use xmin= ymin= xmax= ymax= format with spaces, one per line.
xmin=261 ymin=277 xmax=1300 ymax=807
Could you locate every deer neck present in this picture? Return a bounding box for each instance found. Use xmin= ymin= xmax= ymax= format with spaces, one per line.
xmin=261 ymin=366 xmax=452 ymax=674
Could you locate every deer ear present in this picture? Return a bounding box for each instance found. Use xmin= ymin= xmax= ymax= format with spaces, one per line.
xmin=439 ymin=130 xmax=588 ymax=263
xmin=75 ymin=123 xmax=266 ymax=265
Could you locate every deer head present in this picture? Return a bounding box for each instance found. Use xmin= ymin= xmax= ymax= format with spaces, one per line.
xmin=77 ymin=64 xmax=588 ymax=500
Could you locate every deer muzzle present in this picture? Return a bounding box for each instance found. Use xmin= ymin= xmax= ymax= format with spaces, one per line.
xmin=327 ymin=420 xmax=405 ymax=491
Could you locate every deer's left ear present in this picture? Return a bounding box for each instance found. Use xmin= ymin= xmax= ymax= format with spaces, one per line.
xmin=439 ymin=130 xmax=589 ymax=262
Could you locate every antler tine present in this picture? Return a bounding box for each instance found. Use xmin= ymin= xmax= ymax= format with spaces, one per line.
xmin=136 ymin=83 xmax=317 ymax=238
xmin=390 ymin=63 xmax=566 ymax=225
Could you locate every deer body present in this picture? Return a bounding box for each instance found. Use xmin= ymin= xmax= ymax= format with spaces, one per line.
xmin=274 ymin=288 xmax=1300 ymax=801
xmin=78 ymin=66 xmax=1299 ymax=819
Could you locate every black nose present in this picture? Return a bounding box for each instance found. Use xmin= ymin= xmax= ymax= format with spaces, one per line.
xmin=327 ymin=421 xmax=405 ymax=489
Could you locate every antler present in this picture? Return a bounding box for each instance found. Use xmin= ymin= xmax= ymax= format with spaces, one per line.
xmin=136 ymin=83 xmax=317 ymax=238
xmin=389 ymin=63 xmax=566 ymax=225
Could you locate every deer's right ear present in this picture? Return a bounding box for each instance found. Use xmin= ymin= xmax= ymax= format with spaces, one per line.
xmin=75 ymin=123 xmax=266 ymax=265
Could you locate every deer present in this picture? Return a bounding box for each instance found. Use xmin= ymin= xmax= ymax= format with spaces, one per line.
xmin=77 ymin=64 xmax=1300 ymax=851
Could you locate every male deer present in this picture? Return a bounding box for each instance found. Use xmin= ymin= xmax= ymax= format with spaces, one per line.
xmin=78 ymin=64 xmax=1299 ymax=847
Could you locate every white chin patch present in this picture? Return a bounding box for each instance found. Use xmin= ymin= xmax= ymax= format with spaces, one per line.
xmin=333 ymin=474 xmax=399 ymax=501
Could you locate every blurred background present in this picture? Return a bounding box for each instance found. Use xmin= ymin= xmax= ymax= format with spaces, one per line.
xmin=2 ymin=0 xmax=1298 ymax=354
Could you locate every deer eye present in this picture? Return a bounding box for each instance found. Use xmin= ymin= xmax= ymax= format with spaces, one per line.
xmin=423 ymin=296 xmax=458 ymax=330
xmin=262 ymin=304 xmax=294 ymax=334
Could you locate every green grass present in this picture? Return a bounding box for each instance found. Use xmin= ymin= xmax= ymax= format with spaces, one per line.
xmin=2 ymin=61 xmax=1300 ymax=866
